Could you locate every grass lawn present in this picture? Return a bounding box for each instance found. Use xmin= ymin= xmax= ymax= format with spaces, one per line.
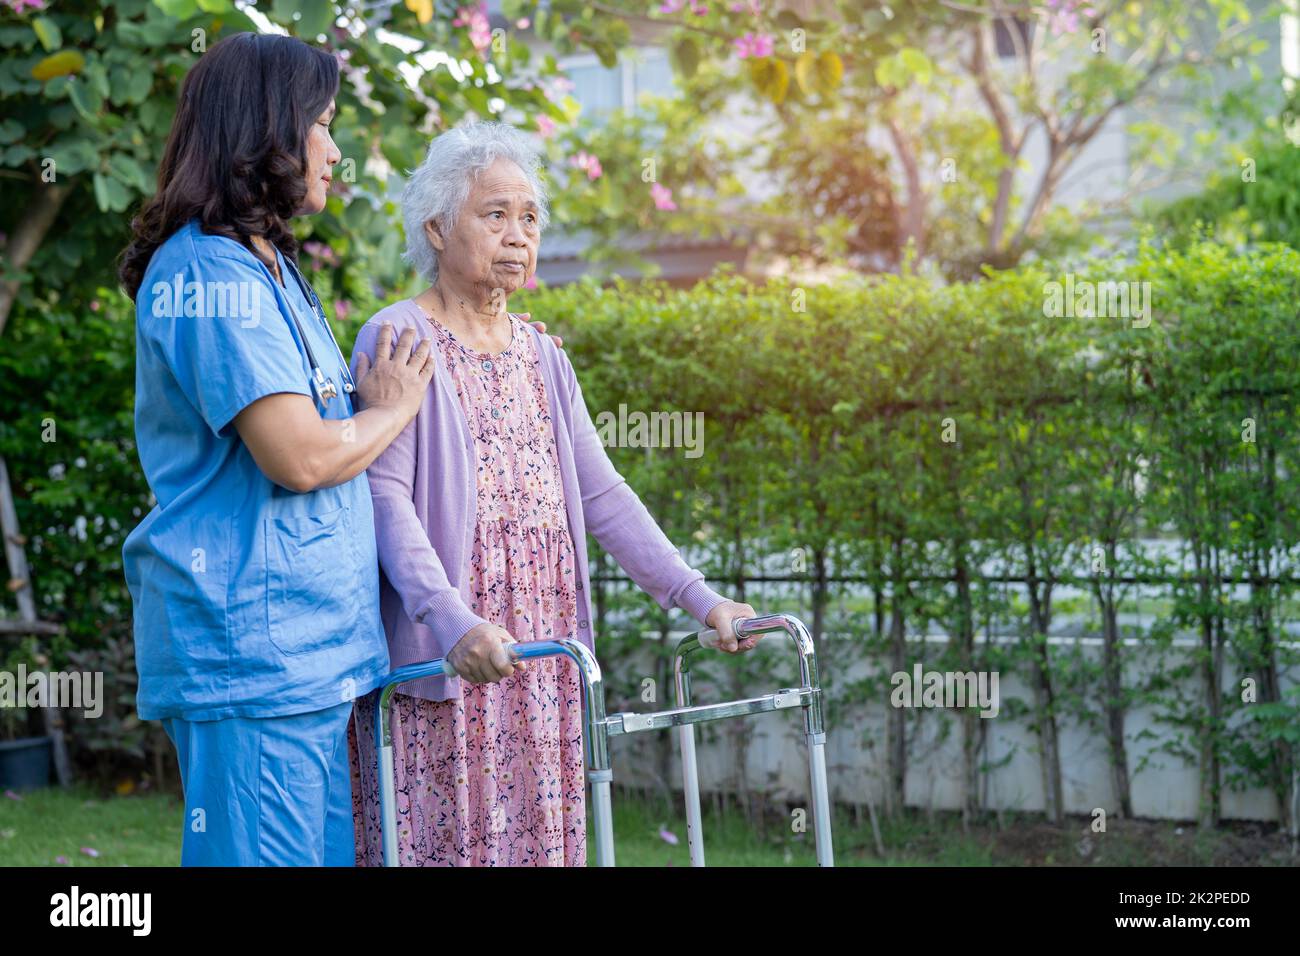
xmin=0 ymin=785 xmax=181 ymax=867
xmin=1 ymin=784 xmax=1292 ymax=866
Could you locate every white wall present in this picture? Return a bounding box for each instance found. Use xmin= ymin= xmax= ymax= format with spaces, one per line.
xmin=603 ymin=631 xmax=1296 ymax=822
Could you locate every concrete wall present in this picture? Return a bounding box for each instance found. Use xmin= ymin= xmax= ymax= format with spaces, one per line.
xmin=603 ymin=630 xmax=1297 ymax=822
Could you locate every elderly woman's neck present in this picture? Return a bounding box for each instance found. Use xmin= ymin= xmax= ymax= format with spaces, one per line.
xmin=415 ymin=278 xmax=512 ymax=343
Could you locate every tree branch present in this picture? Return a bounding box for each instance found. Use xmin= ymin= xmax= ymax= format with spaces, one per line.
xmin=965 ymin=19 xmax=1025 ymax=253
xmin=0 ymin=179 xmax=72 ymax=338
xmin=885 ymin=111 xmax=926 ymax=260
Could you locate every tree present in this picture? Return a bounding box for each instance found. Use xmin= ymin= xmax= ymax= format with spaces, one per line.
xmin=554 ymin=0 xmax=1269 ymax=277
xmin=0 ymin=0 xmax=630 ymax=337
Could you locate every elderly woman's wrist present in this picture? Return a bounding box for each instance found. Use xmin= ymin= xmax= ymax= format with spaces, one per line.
xmin=676 ymin=577 xmax=729 ymax=628
xmin=414 ymin=591 xmax=488 ymax=656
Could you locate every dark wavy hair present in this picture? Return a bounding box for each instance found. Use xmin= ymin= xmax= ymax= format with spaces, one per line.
xmin=118 ymin=32 xmax=339 ymax=300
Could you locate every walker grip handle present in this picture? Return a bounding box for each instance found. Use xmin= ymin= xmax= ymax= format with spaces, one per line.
xmin=439 ymin=639 xmax=519 ymax=680
xmin=697 ymin=618 xmax=755 ymax=650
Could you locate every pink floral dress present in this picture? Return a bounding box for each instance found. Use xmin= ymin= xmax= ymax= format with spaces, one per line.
xmin=347 ymin=310 xmax=587 ymax=866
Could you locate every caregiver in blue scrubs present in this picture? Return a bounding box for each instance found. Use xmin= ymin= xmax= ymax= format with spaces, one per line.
xmin=117 ymin=33 xmax=459 ymax=866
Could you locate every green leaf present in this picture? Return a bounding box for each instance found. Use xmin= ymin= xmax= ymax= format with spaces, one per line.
xmin=874 ymin=55 xmax=901 ymax=88
xmin=272 ymin=0 xmax=336 ymax=38
xmin=794 ymin=50 xmax=842 ymax=96
xmin=110 ymin=64 xmax=154 ymax=106
xmin=899 ymin=47 xmax=933 ymax=86
xmin=669 ymin=36 xmax=699 ymax=79
xmin=747 ymin=57 xmax=789 ymax=104
xmin=115 ymin=21 xmax=148 ymax=46
xmin=296 ymin=2 xmax=337 ymax=39
xmin=874 ymin=48 xmax=933 ymax=89
xmin=32 ymin=16 xmax=62 ymax=52
xmin=152 ymin=0 xmax=200 ymax=18
xmin=93 ymin=172 xmax=133 ymax=212
xmin=138 ymin=17 xmax=176 ymax=47
xmin=67 ymin=77 xmax=104 ymax=121
xmin=31 ymin=50 xmax=85 ymax=81
xmin=1 ymin=143 xmax=36 ymax=166
xmin=0 ymin=118 xmax=24 ymax=145
xmin=46 ymin=137 xmax=100 ymax=175
xmin=86 ymin=61 xmax=111 ymax=100
xmin=108 ymin=153 xmax=151 ymax=193
xmin=138 ymin=97 xmax=169 ymax=134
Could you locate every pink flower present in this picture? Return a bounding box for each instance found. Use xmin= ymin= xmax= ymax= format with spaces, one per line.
xmin=7 ymin=0 xmax=47 ymax=12
xmin=1043 ymin=0 xmax=1095 ymax=35
xmin=658 ymin=825 xmax=679 ymax=845
xmin=55 ymin=855 xmax=68 ymax=865
xmin=80 ymin=846 xmax=100 ymax=858
xmin=541 ymin=75 xmax=574 ymax=103
xmin=729 ymin=0 xmax=762 ymax=12
xmin=469 ymin=21 xmax=491 ymax=52
xmin=89 ymin=299 xmax=101 ymax=312
xmin=516 ymin=17 xmax=530 ymax=29
xmin=303 ymin=240 xmax=339 ymax=269
xmin=451 ymin=1 xmax=482 ymax=26
xmin=453 ymin=1 xmax=492 ymax=52
xmin=733 ymin=32 xmax=774 ymax=59
xmin=523 ymin=274 xmax=539 ymax=290
xmin=650 ymin=182 xmax=677 ymax=210
xmin=334 ymin=300 xmax=351 ymax=322
xmin=536 ymin=115 xmax=556 ymax=139
xmin=662 ymin=0 xmax=710 ymax=15
xmin=569 ymin=151 xmax=602 ymax=180
xmin=4 ymin=790 xmax=22 ymax=801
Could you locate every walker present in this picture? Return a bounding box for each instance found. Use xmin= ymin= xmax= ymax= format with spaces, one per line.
xmin=372 ymin=612 xmax=833 ymax=866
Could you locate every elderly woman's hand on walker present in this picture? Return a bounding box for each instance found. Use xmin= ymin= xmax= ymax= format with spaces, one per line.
xmin=446 ymin=599 xmax=760 ymax=684
xmin=447 ymin=622 xmax=529 ymax=683
xmin=705 ymin=600 xmax=761 ymax=653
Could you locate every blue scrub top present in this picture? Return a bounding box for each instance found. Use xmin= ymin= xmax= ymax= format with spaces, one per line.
xmin=123 ymin=220 xmax=389 ymax=721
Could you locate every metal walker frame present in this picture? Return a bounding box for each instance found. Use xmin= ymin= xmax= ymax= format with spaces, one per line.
xmin=372 ymin=612 xmax=833 ymax=866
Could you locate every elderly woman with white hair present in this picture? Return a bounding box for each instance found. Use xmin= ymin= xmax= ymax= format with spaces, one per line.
xmin=344 ymin=121 xmax=759 ymax=867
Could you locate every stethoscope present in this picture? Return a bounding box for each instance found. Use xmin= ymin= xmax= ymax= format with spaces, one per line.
xmin=279 ymin=252 xmax=355 ymax=406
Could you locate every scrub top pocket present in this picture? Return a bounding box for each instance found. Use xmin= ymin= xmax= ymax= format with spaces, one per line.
xmin=266 ymin=507 xmax=360 ymax=656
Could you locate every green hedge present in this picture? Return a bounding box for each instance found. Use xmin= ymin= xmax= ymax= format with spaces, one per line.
xmin=3 ymin=239 xmax=1297 ymax=824
xmin=513 ymin=241 xmax=1300 ymax=825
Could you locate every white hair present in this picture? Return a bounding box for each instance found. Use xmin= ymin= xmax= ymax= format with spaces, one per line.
xmin=401 ymin=120 xmax=550 ymax=284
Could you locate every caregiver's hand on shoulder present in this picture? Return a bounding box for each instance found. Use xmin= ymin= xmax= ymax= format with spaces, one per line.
xmin=518 ymin=312 xmax=563 ymax=349
xmin=353 ymin=323 xmax=434 ymax=420
xmin=448 ymin=623 xmax=526 ymax=683
xmin=705 ymin=600 xmax=761 ymax=653
xmin=236 ymin=325 xmax=434 ymax=492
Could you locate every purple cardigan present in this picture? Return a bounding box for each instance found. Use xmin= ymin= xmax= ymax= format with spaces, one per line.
xmin=348 ymin=300 xmax=729 ymax=701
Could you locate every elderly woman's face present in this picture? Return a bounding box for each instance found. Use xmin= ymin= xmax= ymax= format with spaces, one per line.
xmin=428 ymin=157 xmax=540 ymax=297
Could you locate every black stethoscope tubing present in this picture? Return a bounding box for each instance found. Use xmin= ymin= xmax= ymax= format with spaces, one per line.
xmin=278 ymin=252 xmax=355 ymax=405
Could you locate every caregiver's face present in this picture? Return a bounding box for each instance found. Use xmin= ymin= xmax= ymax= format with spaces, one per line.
xmin=298 ymin=99 xmax=340 ymax=216
xmin=429 ymin=157 xmax=540 ymax=295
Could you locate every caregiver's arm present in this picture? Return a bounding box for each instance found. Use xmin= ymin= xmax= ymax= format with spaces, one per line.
xmin=557 ymin=347 xmax=759 ymax=651
xmin=234 ymin=324 xmax=432 ymax=493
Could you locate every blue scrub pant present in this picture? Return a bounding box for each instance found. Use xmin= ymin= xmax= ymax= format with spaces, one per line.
xmin=162 ymin=699 xmax=356 ymax=866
